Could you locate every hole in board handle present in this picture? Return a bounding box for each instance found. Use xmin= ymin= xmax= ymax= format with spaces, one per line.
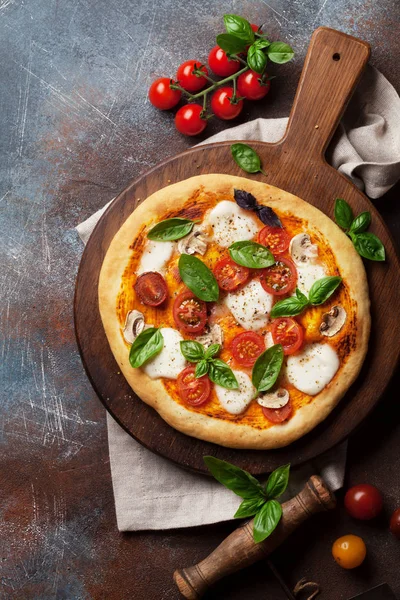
xmin=332 ymin=53 xmax=340 ymax=61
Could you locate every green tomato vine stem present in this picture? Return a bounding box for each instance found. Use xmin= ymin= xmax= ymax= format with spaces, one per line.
xmin=170 ymin=65 xmax=249 ymax=102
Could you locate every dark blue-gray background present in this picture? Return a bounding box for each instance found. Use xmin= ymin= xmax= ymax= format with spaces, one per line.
xmin=1 ymin=1 xmax=399 ymax=598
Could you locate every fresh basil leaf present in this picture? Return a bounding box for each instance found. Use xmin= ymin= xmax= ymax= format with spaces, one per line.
xmin=234 ymin=497 xmax=266 ymax=519
xmin=180 ymin=340 xmax=205 ymax=363
xmin=205 ymin=343 xmax=220 ymax=359
xmin=349 ymin=211 xmax=371 ymax=234
xmin=267 ymin=42 xmax=295 ymax=64
xmin=178 ymin=254 xmax=219 ymax=302
xmin=229 ymin=241 xmax=275 ymax=269
xmin=233 ymin=188 xmax=257 ymax=209
xmin=334 ymin=198 xmax=353 ymax=230
xmin=253 ymin=499 xmax=282 ymax=543
xmin=256 ymin=205 xmax=282 ymax=227
xmin=208 ymin=359 xmax=239 ymax=389
xmin=296 ymin=287 xmax=308 ymax=303
xmin=265 ymin=464 xmax=290 ymax=499
xmin=216 ymin=33 xmax=247 ymax=54
xmin=129 ymin=328 xmax=164 ymax=368
xmin=195 ymin=359 xmax=209 ymax=378
xmin=252 ymin=344 xmax=284 ymax=392
xmin=270 ymin=296 xmax=308 ymax=318
xmin=223 ymin=14 xmax=255 ymax=44
xmin=147 ymin=218 xmax=194 ymax=241
xmin=204 ymin=456 xmax=265 ymax=499
xmin=308 ymin=276 xmax=342 ymax=306
xmin=352 ymin=232 xmax=385 ymax=261
xmin=231 ymin=143 xmax=262 ymax=174
xmin=247 ymin=43 xmax=268 ymax=74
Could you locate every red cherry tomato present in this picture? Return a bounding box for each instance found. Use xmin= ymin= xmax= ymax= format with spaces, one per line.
xmin=390 ymin=508 xmax=400 ymax=539
xmin=237 ymin=70 xmax=271 ymax=101
xmin=173 ymin=290 xmax=207 ymax=334
xmin=148 ymin=78 xmax=181 ymax=110
xmin=260 ymin=258 xmax=297 ymax=296
xmin=231 ymin=331 xmax=265 ymax=367
xmin=272 ymin=318 xmax=304 ymax=355
xmin=262 ymin=400 xmax=293 ymax=423
xmin=208 ymin=46 xmax=241 ymax=77
xmin=258 ymin=226 xmax=290 ymax=255
xmin=176 ymin=60 xmax=208 ymax=92
xmin=178 ymin=366 xmax=211 ymax=406
xmin=344 ymin=484 xmax=384 ymax=520
xmin=210 ymin=87 xmax=243 ymax=120
xmin=251 ymin=23 xmax=262 ymax=33
xmin=175 ymin=104 xmax=207 ymax=136
xmin=134 ymin=272 xmax=168 ymax=306
xmin=213 ymin=257 xmax=250 ymax=291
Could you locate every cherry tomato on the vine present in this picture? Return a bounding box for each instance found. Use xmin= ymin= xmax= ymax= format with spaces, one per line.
xmin=332 ymin=535 xmax=366 ymax=569
xmin=208 ymin=46 xmax=241 ymax=77
xmin=344 ymin=484 xmax=383 ymax=520
xmin=390 ymin=508 xmax=400 ymax=539
xmin=148 ymin=78 xmax=181 ymax=110
xmin=175 ymin=104 xmax=207 ymax=136
xmin=251 ymin=23 xmax=262 ymax=33
xmin=176 ymin=60 xmax=208 ymax=92
xmin=237 ymin=70 xmax=271 ymax=100
xmin=210 ymin=87 xmax=243 ymax=120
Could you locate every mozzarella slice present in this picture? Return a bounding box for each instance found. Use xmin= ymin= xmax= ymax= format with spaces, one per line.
xmin=286 ymin=343 xmax=339 ymax=395
xmin=215 ymin=371 xmax=256 ymax=415
xmin=296 ymin=263 xmax=326 ymax=296
xmin=224 ymin=279 xmax=273 ymax=330
xmin=206 ymin=201 xmax=259 ymax=247
xmin=137 ymin=240 xmax=174 ymax=275
xmin=142 ymin=328 xmax=186 ymax=379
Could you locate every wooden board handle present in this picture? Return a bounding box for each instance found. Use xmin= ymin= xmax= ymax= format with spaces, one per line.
xmin=281 ymin=27 xmax=370 ymax=160
xmin=173 ymin=476 xmax=336 ymax=599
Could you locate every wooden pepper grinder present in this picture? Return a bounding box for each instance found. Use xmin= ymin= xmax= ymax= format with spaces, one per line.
xmin=174 ymin=475 xmax=336 ymax=599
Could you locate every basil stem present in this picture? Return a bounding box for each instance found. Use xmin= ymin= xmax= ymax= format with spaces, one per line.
xmin=178 ymin=254 xmax=219 ymax=302
xmin=147 ymin=218 xmax=195 ymax=241
xmin=129 ymin=328 xmax=164 ymax=368
xmin=252 ymin=344 xmax=284 ymax=392
xmin=229 ymin=241 xmax=275 ymax=269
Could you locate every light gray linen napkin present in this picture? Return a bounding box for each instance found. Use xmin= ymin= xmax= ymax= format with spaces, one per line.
xmin=76 ymin=65 xmax=400 ymax=531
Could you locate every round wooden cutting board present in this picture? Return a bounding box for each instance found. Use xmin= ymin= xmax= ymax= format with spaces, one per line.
xmin=74 ymin=28 xmax=400 ymax=475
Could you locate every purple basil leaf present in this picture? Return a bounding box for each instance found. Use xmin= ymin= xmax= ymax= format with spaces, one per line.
xmin=234 ymin=189 xmax=257 ymax=210
xmin=256 ymin=206 xmax=282 ymax=228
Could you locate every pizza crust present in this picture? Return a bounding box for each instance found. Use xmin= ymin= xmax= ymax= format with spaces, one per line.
xmin=98 ymin=174 xmax=370 ymax=449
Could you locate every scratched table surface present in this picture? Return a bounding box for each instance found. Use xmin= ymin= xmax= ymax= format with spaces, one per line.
xmin=1 ymin=1 xmax=399 ymax=599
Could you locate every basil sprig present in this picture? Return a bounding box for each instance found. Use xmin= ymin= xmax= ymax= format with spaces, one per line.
xmin=178 ymin=255 xmax=219 ymax=302
xmin=334 ymin=198 xmax=385 ymax=262
xmin=180 ymin=340 xmax=238 ymax=389
xmin=233 ymin=187 xmax=282 ymax=228
xmin=252 ymin=344 xmax=284 ymax=392
xmin=247 ymin=40 xmax=269 ymax=73
xmin=129 ymin=328 xmax=164 ymax=368
xmin=229 ymin=241 xmax=275 ymax=269
xmin=231 ymin=143 xmax=266 ymax=175
xmin=204 ymin=456 xmax=290 ymax=543
xmin=147 ymin=218 xmax=195 ymax=241
xmin=270 ymin=276 xmax=342 ymax=318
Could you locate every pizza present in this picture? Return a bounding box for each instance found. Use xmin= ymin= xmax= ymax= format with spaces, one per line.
xmin=98 ymin=175 xmax=370 ymax=449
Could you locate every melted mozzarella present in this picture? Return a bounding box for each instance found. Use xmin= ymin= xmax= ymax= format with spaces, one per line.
xmin=224 ymin=279 xmax=273 ymax=330
xmin=206 ymin=201 xmax=259 ymax=247
xmin=137 ymin=240 xmax=174 ymax=275
xmin=286 ymin=343 xmax=339 ymax=395
xmin=142 ymin=328 xmax=186 ymax=379
xmin=296 ymin=262 xmax=326 ymax=295
xmin=215 ymin=371 xmax=256 ymax=415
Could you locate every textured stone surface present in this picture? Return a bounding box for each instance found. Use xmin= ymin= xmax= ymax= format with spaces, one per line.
xmin=0 ymin=0 xmax=399 ymax=598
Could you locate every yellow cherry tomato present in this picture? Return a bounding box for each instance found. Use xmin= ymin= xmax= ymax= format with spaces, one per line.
xmin=332 ymin=535 xmax=367 ymax=569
